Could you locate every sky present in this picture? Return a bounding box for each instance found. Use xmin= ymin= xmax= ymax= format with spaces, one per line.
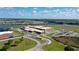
xmin=0 ymin=7 xmax=79 ymax=19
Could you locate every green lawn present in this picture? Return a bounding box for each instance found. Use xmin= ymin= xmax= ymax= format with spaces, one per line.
xmin=10 ymin=28 xmax=24 ymax=37
xmin=13 ymin=31 xmax=24 ymax=37
xmin=43 ymin=40 xmax=65 ymax=51
xmin=41 ymin=34 xmax=65 ymax=51
xmin=33 ymin=37 xmax=46 ymax=44
xmin=51 ymin=25 xmax=63 ymax=30
xmin=7 ymin=38 xmax=37 ymax=51
xmin=62 ymin=25 xmax=79 ymax=31
xmin=0 ymin=37 xmax=36 ymax=51
xmin=0 ymin=42 xmax=4 ymax=48
xmin=52 ymin=25 xmax=79 ymax=31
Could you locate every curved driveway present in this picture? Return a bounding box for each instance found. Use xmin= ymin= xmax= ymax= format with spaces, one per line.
xmin=18 ymin=29 xmax=52 ymax=51
xmin=23 ymin=35 xmax=43 ymax=51
xmin=41 ymin=37 xmax=52 ymax=46
xmin=24 ymin=35 xmax=52 ymax=51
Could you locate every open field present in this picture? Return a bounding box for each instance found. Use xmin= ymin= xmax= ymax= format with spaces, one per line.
xmin=7 ymin=38 xmax=36 ymax=51
xmin=51 ymin=25 xmax=79 ymax=31
xmin=0 ymin=37 xmax=37 ymax=51
xmin=42 ymin=34 xmax=65 ymax=51
xmin=43 ymin=39 xmax=64 ymax=51
xmin=0 ymin=42 xmax=4 ymax=48
xmin=10 ymin=28 xmax=24 ymax=37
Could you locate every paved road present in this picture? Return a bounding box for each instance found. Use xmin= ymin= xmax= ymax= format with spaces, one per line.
xmin=42 ymin=37 xmax=52 ymax=46
xmin=24 ymin=34 xmax=52 ymax=51
xmin=24 ymin=35 xmax=43 ymax=51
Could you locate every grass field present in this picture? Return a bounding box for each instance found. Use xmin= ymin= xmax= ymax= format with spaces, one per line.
xmin=51 ymin=25 xmax=63 ymax=30
xmin=7 ymin=38 xmax=37 ymax=51
xmin=0 ymin=42 xmax=4 ymax=48
xmin=52 ymin=25 xmax=79 ymax=31
xmin=42 ymin=34 xmax=65 ymax=51
xmin=33 ymin=37 xmax=46 ymax=44
xmin=62 ymin=25 xmax=79 ymax=31
xmin=0 ymin=37 xmax=37 ymax=51
xmin=9 ymin=28 xmax=24 ymax=37
xmin=43 ymin=39 xmax=64 ymax=51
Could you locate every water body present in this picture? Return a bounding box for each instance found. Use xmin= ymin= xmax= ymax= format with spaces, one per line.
xmin=49 ymin=23 xmax=79 ymax=27
xmin=0 ymin=26 xmax=13 ymax=32
xmin=0 ymin=26 xmax=12 ymax=28
xmin=63 ymin=24 xmax=79 ymax=27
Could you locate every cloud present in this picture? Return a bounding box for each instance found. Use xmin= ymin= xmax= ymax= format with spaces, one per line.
xmin=30 ymin=8 xmax=79 ymax=19
xmin=33 ymin=7 xmax=38 ymax=10
xmin=76 ymin=9 xmax=79 ymax=12
xmin=39 ymin=10 xmax=51 ymax=14
xmin=0 ymin=7 xmax=79 ymax=19
xmin=32 ymin=10 xmax=37 ymax=14
xmin=0 ymin=7 xmax=15 ymax=10
xmin=52 ymin=9 xmax=60 ymax=12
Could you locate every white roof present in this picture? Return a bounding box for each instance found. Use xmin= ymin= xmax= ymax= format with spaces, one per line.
xmin=0 ymin=31 xmax=13 ymax=35
xmin=25 ymin=27 xmax=44 ymax=33
xmin=31 ymin=26 xmax=51 ymax=29
xmin=24 ymin=26 xmax=52 ymax=33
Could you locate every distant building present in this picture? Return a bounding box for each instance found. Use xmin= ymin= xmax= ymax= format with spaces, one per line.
xmin=23 ymin=26 xmax=53 ymax=34
xmin=0 ymin=31 xmax=14 ymax=40
xmin=31 ymin=26 xmax=53 ymax=34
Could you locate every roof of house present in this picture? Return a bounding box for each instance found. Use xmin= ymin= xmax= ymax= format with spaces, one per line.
xmin=26 ymin=26 xmax=51 ymax=30
xmin=0 ymin=31 xmax=13 ymax=35
xmin=25 ymin=27 xmax=44 ymax=33
xmin=24 ymin=26 xmax=52 ymax=33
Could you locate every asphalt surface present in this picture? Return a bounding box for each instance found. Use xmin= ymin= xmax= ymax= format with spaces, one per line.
xmin=24 ymin=35 xmax=43 ymax=51
xmin=24 ymin=33 xmax=52 ymax=51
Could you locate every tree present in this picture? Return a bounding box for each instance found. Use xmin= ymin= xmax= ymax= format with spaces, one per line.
xmin=64 ymin=46 xmax=74 ymax=51
xmin=4 ymin=40 xmax=13 ymax=46
xmin=0 ymin=45 xmax=9 ymax=51
xmin=20 ymin=37 xmax=24 ymax=41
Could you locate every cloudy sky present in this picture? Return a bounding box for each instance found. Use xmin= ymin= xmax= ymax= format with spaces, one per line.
xmin=0 ymin=7 xmax=79 ymax=19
